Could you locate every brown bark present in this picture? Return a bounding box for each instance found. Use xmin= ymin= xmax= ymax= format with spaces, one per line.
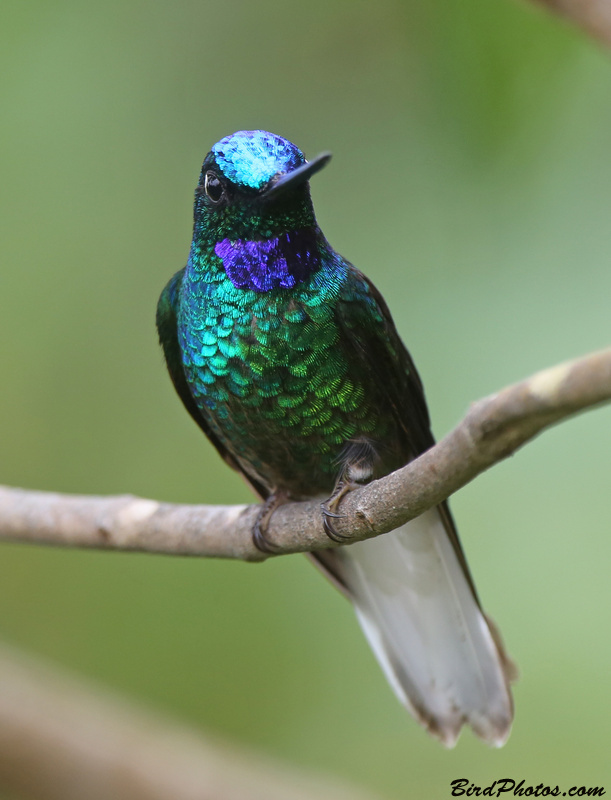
xmin=1 ymin=348 xmax=609 ymax=560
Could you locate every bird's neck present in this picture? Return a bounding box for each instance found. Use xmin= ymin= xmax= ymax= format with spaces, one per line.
xmin=211 ymin=226 xmax=324 ymax=292
xmin=190 ymin=219 xmax=330 ymax=293
xmin=188 ymin=192 xmax=331 ymax=293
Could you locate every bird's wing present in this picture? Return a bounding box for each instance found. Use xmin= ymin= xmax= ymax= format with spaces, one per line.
xmin=311 ymin=265 xmax=515 ymax=746
xmin=327 ymin=265 xmax=476 ymax=593
xmin=156 ymin=269 xmax=267 ymax=497
xmin=333 ymin=265 xmax=433 ymax=453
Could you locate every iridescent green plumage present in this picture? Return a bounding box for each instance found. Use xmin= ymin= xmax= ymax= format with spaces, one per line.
xmin=157 ymin=130 xmax=515 ymax=746
xmin=168 ymin=250 xmax=426 ymax=498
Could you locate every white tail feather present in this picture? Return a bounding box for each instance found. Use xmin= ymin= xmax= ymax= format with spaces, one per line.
xmin=318 ymin=508 xmax=515 ymax=747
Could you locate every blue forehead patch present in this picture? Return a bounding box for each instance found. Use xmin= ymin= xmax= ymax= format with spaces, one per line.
xmin=211 ymin=130 xmax=305 ymax=190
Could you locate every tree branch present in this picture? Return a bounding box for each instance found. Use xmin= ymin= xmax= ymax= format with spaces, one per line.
xmin=1 ymin=348 xmax=610 ymax=561
xmin=527 ymin=0 xmax=611 ymax=47
xmin=0 ymin=643 xmax=381 ymax=800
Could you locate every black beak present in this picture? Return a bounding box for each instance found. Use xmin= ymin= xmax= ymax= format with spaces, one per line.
xmin=262 ymin=151 xmax=332 ymax=200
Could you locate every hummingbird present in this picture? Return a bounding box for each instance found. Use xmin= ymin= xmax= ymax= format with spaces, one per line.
xmin=157 ymin=130 xmax=516 ymax=747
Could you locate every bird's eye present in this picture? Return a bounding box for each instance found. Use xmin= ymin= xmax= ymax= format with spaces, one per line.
xmin=204 ymin=171 xmax=224 ymax=204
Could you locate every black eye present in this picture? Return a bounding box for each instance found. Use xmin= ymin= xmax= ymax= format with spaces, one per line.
xmin=204 ymin=171 xmax=224 ymax=204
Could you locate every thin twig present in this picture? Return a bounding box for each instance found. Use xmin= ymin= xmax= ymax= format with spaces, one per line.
xmin=1 ymin=348 xmax=610 ymax=561
xmin=528 ymin=0 xmax=611 ymax=47
xmin=0 ymin=643 xmax=381 ymax=800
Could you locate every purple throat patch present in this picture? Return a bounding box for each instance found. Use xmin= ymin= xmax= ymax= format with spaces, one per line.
xmin=215 ymin=228 xmax=320 ymax=292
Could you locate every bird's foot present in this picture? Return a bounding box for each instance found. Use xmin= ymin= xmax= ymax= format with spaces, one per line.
xmin=252 ymin=493 xmax=287 ymax=554
xmin=320 ymin=481 xmax=358 ymax=543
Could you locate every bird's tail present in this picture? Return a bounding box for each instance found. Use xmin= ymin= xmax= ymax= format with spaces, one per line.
xmin=312 ymin=507 xmax=516 ymax=747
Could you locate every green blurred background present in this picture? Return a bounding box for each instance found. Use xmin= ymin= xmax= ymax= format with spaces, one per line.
xmin=1 ymin=0 xmax=610 ymax=796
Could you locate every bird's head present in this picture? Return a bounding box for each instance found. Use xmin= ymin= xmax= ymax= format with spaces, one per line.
xmin=192 ymin=130 xmax=331 ymax=243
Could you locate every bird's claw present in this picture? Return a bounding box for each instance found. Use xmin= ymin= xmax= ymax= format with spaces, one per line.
xmin=321 ymin=481 xmax=356 ymax=543
xmin=321 ymin=505 xmax=352 ymax=543
xmin=252 ymin=518 xmax=280 ymax=554
xmin=252 ymin=494 xmax=286 ymax=554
